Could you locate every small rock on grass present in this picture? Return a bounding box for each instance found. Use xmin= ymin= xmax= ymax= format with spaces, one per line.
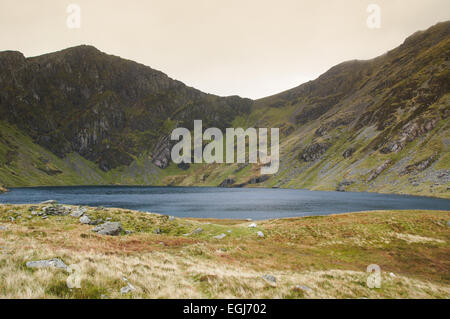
xmin=92 ymin=222 xmax=123 ymax=236
xmin=80 ymin=215 xmax=91 ymax=224
xmin=293 ymin=285 xmax=312 ymax=292
xmin=70 ymin=207 xmax=86 ymax=218
xmin=248 ymin=223 xmax=257 ymax=228
xmin=40 ymin=200 xmax=58 ymax=205
xmin=257 ymin=231 xmax=264 ymax=238
xmin=262 ymin=274 xmax=276 ymax=284
xmin=183 ymin=227 xmax=203 ymax=236
xmin=26 ymin=258 xmax=68 ymax=270
xmin=213 ymin=233 xmax=226 ymax=240
xmin=0 ymin=225 xmax=8 ymax=231
xmin=120 ymin=283 xmax=136 ymax=294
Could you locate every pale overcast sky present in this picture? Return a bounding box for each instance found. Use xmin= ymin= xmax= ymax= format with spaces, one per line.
xmin=1 ymin=0 xmax=449 ymax=99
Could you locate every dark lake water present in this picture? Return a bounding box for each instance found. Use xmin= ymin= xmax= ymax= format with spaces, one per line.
xmin=0 ymin=186 xmax=449 ymax=220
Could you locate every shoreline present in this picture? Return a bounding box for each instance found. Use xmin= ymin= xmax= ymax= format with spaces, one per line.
xmin=1 ymin=184 xmax=449 ymax=200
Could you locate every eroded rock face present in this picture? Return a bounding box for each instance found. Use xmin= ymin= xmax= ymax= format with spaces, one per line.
xmin=342 ymin=147 xmax=355 ymax=158
xmin=400 ymin=153 xmax=438 ymax=175
xmin=300 ymin=142 xmax=330 ymax=162
xmin=368 ymin=160 xmax=391 ymax=182
xmin=219 ymin=178 xmax=235 ymax=187
xmin=152 ymin=135 xmax=172 ymax=169
xmin=336 ymin=180 xmax=354 ymax=192
xmin=380 ymin=117 xmax=438 ymax=154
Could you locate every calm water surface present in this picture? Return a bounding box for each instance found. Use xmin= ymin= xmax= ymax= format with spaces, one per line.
xmin=0 ymin=186 xmax=449 ymax=220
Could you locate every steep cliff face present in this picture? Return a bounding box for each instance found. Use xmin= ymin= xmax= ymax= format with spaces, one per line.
xmin=0 ymin=22 xmax=449 ymax=198
xmin=0 ymin=45 xmax=252 ymax=171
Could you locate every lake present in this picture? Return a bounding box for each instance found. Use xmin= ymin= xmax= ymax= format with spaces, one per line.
xmin=1 ymin=186 xmax=449 ymax=219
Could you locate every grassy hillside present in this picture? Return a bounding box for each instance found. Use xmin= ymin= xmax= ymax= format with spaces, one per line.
xmin=0 ymin=204 xmax=448 ymax=298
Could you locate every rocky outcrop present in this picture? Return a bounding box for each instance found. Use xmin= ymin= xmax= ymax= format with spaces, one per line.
xmin=152 ymin=135 xmax=172 ymax=169
xmin=336 ymin=180 xmax=354 ymax=192
xmin=380 ymin=117 xmax=438 ymax=154
xmin=219 ymin=178 xmax=235 ymax=187
xmin=342 ymin=147 xmax=355 ymax=158
xmin=400 ymin=153 xmax=438 ymax=175
xmin=300 ymin=142 xmax=330 ymax=162
xmin=0 ymin=185 xmax=7 ymax=194
xmin=368 ymin=160 xmax=391 ymax=182
xmin=0 ymin=45 xmax=252 ymax=172
xmin=92 ymin=222 xmax=123 ymax=236
xmin=26 ymin=258 xmax=68 ymax=270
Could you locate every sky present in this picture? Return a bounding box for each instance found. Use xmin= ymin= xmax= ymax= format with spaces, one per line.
xmin=1 ymin=0 xmax=449 ymax=99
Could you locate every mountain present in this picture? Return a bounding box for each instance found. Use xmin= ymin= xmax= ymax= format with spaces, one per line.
xmin=0 ymin=21 xmax=449 ymax=198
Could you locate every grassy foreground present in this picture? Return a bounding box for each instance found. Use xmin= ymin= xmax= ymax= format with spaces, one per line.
xmin=0 ymin=204 xmax=449 ymax=299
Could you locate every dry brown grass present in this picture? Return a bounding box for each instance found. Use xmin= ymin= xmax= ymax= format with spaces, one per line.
xmin=0 ymin=205 xmax=449 ymax=299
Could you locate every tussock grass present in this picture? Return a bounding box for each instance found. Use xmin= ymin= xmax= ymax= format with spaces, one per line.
xmin=0 ymin=205 xmax=449 ymax=298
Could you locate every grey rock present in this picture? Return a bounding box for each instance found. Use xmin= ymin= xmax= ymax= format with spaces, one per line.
xmin=262 ymin=274 xmax=276 ymax=284
xmin=248 ymin=223 xmax=257 ymax=228
xmin=168 ymin=216 xmax=175 ymax=221
xmin=257 ymin=231 xmax=265 ymax=238
xmin=213 ymin=233 xmax=226 ymax=240
xmin=88 ymin=218 xmax=103 ymax=226
xmin=43 ymin=204 xmax=70 ymax=216
xmin=300 ymin=142 xmax=330 ymax=162
xmin=26 ymin=258 xmax=67 ymax=270
xmin=154 ymin=228 xmax=161 ymax=234
xmin=106 ymin=217 xmax=112 ymax=221
xmin=70 ymin=207 xmax=86 ymax=218
xmin=120 ymin=283 xmax=136 ymax=294
xmin=336 ymin=180 xmax=354 ymax=192
xmin=294 ymin=285 xmax=312 ymax=292
xmin=9 ymin=217 xmax=15 ymax=222
xmin=40 ymin=200 xmax=58 ymax=205
xmin=0 ymin=225 xmax=8 ymax=231
xmin=183 ymin=227 xmax=203 ymax=236
xmin=80 ymin=215 xmax=91 ymax=224
xmin=219 ymin=178 xmax=235 ymax=187
xmin=42 ymin=216 xmax=48 ymax=219
xmin=92 ymin=222 xmax=123 ymax=236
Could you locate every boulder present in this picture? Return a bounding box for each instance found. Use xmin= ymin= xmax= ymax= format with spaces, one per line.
xmin=26 ymin=258 xmax=68 ymax=270
xmin=262 ymin=274 xmax=276 ymax=284
xmin=120 ymin=283 xmax=136 ymax=294
xmin=213 ymin=233 xmax=226 ymax=240
xmin=40 ymin=200 xmax=58 ymax=205
xmin=293 ymin=285 xmax=312 ymax=292
xmin=80 ymin=215 xmax=91 ymax=224
xmin=257 ymin=231 xmax=265 ymax=238
xmin=88 ymin=218 xmax=103 ymax=226
xmin=248 ymin=223 xmax=257 ymax=228
xmin=43 ymin=204 xmax=70 ymax=216
xmin=70 ymin=207 xmax=87 ymax=218
xmin=92 ymin=222 xmax=123 ymax=236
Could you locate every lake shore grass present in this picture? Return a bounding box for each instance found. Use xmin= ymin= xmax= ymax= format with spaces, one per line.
xmin=0 ymin=204 xmax=449 ymax=298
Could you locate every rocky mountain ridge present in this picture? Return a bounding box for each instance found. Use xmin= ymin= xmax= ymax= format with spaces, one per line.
xmin=0 ymin=21 xmax=449 ymax=198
